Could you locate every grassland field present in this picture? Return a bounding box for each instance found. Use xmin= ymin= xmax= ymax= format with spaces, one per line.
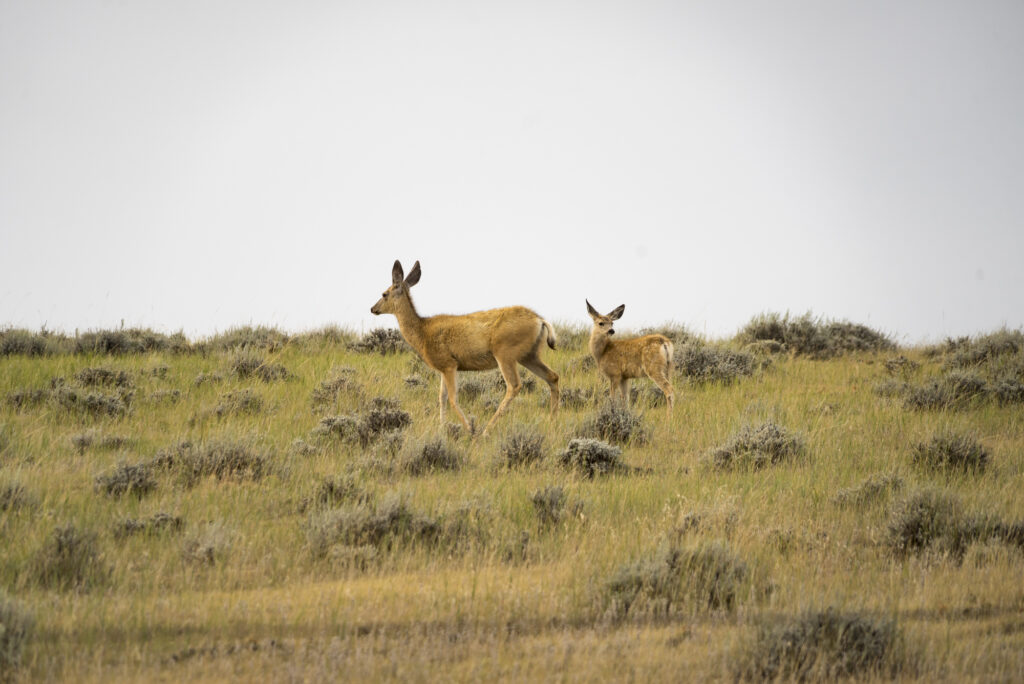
xmin=1 ymin=320 xmax=1023 ymax=682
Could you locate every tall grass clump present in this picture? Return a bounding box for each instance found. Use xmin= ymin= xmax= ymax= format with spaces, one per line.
xmin=606 ymin=540 xmax=753 ymax=617
xmin=737 ymin=312 xmax=895 ymax=358
xmin=733 ymin=609 xmax=901 ymax=681
xmin=705 ymin=421 xmax=805 ymax=470
xmin=0 ymin=591 xmax=33 ymax=682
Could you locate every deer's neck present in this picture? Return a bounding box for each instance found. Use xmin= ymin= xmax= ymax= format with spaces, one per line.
xmin=589 ymin=330 xmax=611 ymax=361
xmin=393 ymin=294 xmax=427 ymax=353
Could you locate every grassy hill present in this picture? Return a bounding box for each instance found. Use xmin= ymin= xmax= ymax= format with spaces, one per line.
xmin=1 ymin=321 xmax=1023 ymax=681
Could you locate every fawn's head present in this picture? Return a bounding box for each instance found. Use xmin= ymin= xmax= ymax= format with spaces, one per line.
xmin=371 ymin=260 xmax=421 ymax=315
xmin=586 ymin=300 xmax=625 ymax=338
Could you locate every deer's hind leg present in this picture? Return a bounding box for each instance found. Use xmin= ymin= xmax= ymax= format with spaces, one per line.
xmin=520 ymin=353 xmax=560 ymax=415
xmin=482 ymin=357 xmax=522 ymax=436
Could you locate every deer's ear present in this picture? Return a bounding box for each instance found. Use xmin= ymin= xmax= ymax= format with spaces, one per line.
xmin=404 ymin=261 xmax=421 ymax=287
xmin=391 ymin=260 xmax=404 ymax=286
xmin=608 ymin=305 xmax=625 ymax=321
xmin=586 ymin=300 xmax=600 ymax=319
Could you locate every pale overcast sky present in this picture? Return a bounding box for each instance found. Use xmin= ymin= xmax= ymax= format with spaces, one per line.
xmin=2 ymin=1 xmax=1022 ymax=344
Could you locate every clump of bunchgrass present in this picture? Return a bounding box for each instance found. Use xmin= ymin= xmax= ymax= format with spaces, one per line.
xmin=399 ymin=438 xmax=464 ymax=475
xmin=498 ymin=427 xmax=546 ymax=468
xmin=27 ymin=524 xmax=108 ymax=591
xmin=94 ymin=462 xmax=157 ymax=499
xmin=606 ymin=540 xmax=752 ymax=618
xmin=0 ymin=591 xmax=34 ymax=681
xmin=581 ymin=402 xmax=648 ymax=445
xmin=833 ymin=473 xmax=903 ymax=508
xmin=705 ymin=421 xmax=805 ymax=470
xmin=558 ymin=438 xmax=636 ymax=478
xmin=151 ymin=440 xmax=269 ymax=488
xmin=113 ymin=513 xmax=184 ymax=540
xmin=912 ymin=432 xmax=989 ymax=473
xmin=674 ymin=341 xmax=757 ymax=384
xmin=733 ymin=608 xmax=901 ymax=681
xmin=348 ymin=328 xmax=408 ymax=355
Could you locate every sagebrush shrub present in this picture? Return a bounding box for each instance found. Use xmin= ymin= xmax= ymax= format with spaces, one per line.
xmin=530 ymin=486 xmax=582 ymax=527
xmin=0 ymin=482 xmax=32 ymax=512
xmin=499 ymin=428 xmax=545 ymax=468
xmin=151 ymin=440 xmax=268 ymax=487
xmin=738 ymin=312 xmax=894 ymax=358
xmin=886 ymin=489 xmax=991 ymax=559
xmin=310 ymin=368 xmax=357 ymax=407
xmin=558 ymin=438 xmax=632 ymax=478
xmin=28 ymin=524 xmax=108 ymax=591
xmin=734 ymin=608 xmax=899 ymax=681
xmin=306 ymin=496 xmax=440 ymax=558
xmin=400 ymin=439 xmax=464 ymax=475
xmin=300 ymin=475 xmax=372 ymax=512
xmin=95 ymin=462 xmax=157 ymax=498
xmin=912 ymin=432 xmax=989 ymax=473
xmin=581 ymin=402 xmax=648 ymax=445
xmin=706 ymin=421 xmax=805 ymax=470
xmin=214 ymin=389 xmax=264 ymax=418
xmin=75 ymin=367 xmax=132 ymax=388
xmin=349 ymin=328 xmax=408 ymax=355
xmin=182 ymin=522 xmax=233 ymax=566
xmin=205 ymin=326 xmax=288 ymax=352
xmin=607 ymin=541 xmax=750 ymax=617
xmin=230 ymin=352 xmax=289 ymax=382
xmin=0 ymin=591 xmax=33 ymax=681
xmin=674 ymin=342 xmax=756 ymax=384
xmin=833 ymin=473 xmax=903 ymax=507
xmin=113 ymin=513 xmax=184 ymax=539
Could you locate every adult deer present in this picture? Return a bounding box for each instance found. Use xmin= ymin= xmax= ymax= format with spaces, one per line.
xmin=586 ymin=300 xmax=675 ymax=410
xmin=370 ymin=260 xmax=560 ymax=436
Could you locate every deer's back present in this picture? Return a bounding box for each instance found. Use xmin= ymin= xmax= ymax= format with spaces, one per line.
xmin=421 ymin=306 xmax=544 ymax=371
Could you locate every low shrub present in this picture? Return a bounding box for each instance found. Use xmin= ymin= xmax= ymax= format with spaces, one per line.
xmin=833 ymin=473 xmax=903 ymax=507
xmin=300 ymin=475 xmax=372 ymax=513
xmin=214 ymin=390 xmax=264 ymax=418
xmin=606 ymin=541 xmax=751 ymax=617
xmin=943 ymin=328 xmax=1024 ymax=369
xmin=75 ymin=367 xmax=133 ymax=388
xmin=557 ymin=387 xmax=594 ymax=410
xmin=151 ymin=440 xmax=269 ymax=488
xmin=0 ymin=483 xmax=32 ymax=512
xmin=204 ymin=326 xmax=288 ymax=352
xmin=230 ymin=353 xmax=289 ymax=382
xmin=28 ymin=524 xmax=108 ymax=591
xmin=530 ymin=486 xmax=582 ymax=527
xmin=348 ymin=328 xmax=408 ymax=355
xmin=498 ymin=428 xmax=545 ymax=468
xmin=738 ymin=312 xmax=895 ymax=358
xmin=400 ymin=439 xmax=464 ymax=475
xmin=734 ymin=608 xmax=900 ymax=681
xmin=581 ymin=402 xmax=648 ymax=445
xmin=74 ymin=328 xmax=190 ymax=355
xmin=558 ymin=438 xmax=635 ymax=478
xmin=5 ymin=388 xmax=49 ymax=411
xmin=95 ymin=462 xmax=157 ymax=498
xmin=306 ymin=495 xmax=440 ymax=558
xmin=886 ymin=489 xmax=991 ymax=559
xmin=0 ymin=328 xmax=62 ymax=356
xmin=51 ymin=385 xmax=131 ymax=418
xmin=0 ymin=591 xmax=33 ymax=681
xmin=884 ymin=355 xmax=921 ymax=377
xmin=705 ymin=421 xmax=805 ymax=470
xmin=182 ymin=522 xmax=233 ymax=566
xmin=310 ymin=368 xmax=358 ymax=408
xmin=113 ymin=513 xmax=184 ymax=539
xmin=193 ymin=372 xmax=224 ymax=387
xmin=912 ymin=432 xmax=989 ymax=473
xmin=674 ymin=342 xmax=756 ymax=384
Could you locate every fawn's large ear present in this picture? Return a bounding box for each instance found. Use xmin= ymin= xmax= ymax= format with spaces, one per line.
xmin=586 ymin=299 xmax=600 ymax=319
xmin=404 ymin=260 xmax=421 ymax=287
xmin=608 ymin=304 xmax=625 ymax=321
xmin=391 ymin=260 xmax=404 ymax=286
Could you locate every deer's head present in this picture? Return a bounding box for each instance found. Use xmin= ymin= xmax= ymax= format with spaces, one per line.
xmin=586 ymin=300 xmax=625 ymax=339
xmin=371 ymin=260 xmax=421 ymax=315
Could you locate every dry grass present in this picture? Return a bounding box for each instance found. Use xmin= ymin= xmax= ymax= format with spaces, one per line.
xmin=1 ymin=325 xmax=1023 ymax=682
